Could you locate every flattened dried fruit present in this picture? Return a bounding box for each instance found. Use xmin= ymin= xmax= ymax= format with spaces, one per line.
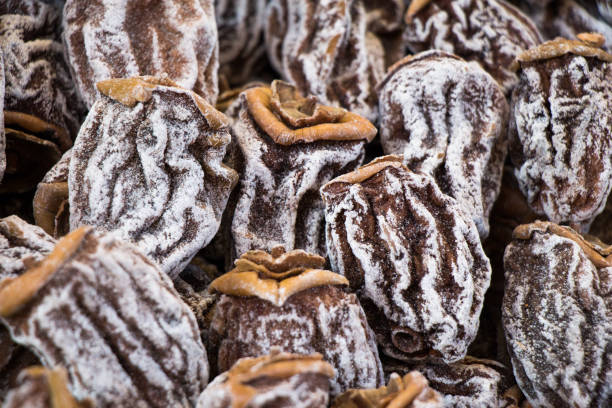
xmin=1 ymin=4 xmax=83 ymax=139
xmin=3 ymin=366 xmax=91 ymax=408
xmin=503 ymin=221 xmax=612 ymax=407
xmin=69 ymin=77 xmax=238 ymax=278
xmin=321 ymin=156 xmax=492 ymax=363
xmin=332 ymin=371 xmax=442 ymax=408
xmin=33 ymin=149 xmax=71 ymax=238
xmin=215 ymin=0 xmax=268 ymax=86
xmin=230 ymin=81 xmax=375 ymax=259
xmin=509 ymin=36 xmax=612 ymax=229
xmin=265 ymin=0 xmax=385 ymax=121
xmin=208 ymin=248 xmax=384 ymax=395
xmin=377 ymin=50 xmax=509 ymax=238
xmin=63 ymin=0 xmax=219 ymax=107
xmin=384 ymin=356 xmax=522 ymax=408
xmin=0 ymin=215 xmax=55 ymax=281
xmin=404 ymin=0 xmax=542 ymax=93
xmin=0 ymin=51 xmax=4 ymax=184
xmin=197 ymin=350 xmax=334 ymax=408
xmin=0 ymin=227 xmax=209 ymax=407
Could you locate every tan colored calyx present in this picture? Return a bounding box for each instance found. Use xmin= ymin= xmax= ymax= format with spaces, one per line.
xmin=0 ymin=227 xmax=90 ymax=317
xmin=332 ymin=372 xmax=437 ymax=408
xmin=244 ymin=81 xmax=376 ymax=145
xmin=210 ymin=249 xmax=348 ymax=306
xmin=4 ymin=111 xmax=71 ymax=152
xmin=510 ymin=34 xmax=612 ymax=71
xmin=96 ymin=76 xmax=229 ymax=129
xmin=327 ymin=155 xmax=406 ymax=185
xmin=19 ymin=366 xmax=90 ymax=408
xmin=224 ymin=350 xmax=334 ymax=408
xmin=513 ymin=221 xmax=612 ymax=268
xmin=33 ymin=181 xmax=69 ymax=237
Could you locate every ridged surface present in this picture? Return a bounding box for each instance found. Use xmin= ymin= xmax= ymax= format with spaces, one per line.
xmin=378 ymin=50 xmax=508 ymax=238
xmin=503 ymin=227 xmax=612 ymax=407
xmin=1 ymin=229 xmax=209 ymax=408
xmin=321 ymin=164 xmax=491 ymax=363
xmin=509 ymin=53 xmax=612 ymax=227
xmin=63 ymin=0 xmax=219 ymax=107
xmin=404 ymin=0 xmax=542 ymax=93
xmin=265 ymin=0 xmax=384 ymax=121
xmin=215 ymin=0 xmax=268 ymax=85
xmin=230 ymin=95 xmax=365 ymax=259
xmin=0 ymin=215 xmax=55 ymax=281
xmin=209 ymin=285 xmax=384 ymax=395
xmin=69 ymin=85 xmax=237 ymax=278
xmin=386 ymin=357 xmax=518 ymax=408
xmin=0 ymin=4 xmax=84 ymax=138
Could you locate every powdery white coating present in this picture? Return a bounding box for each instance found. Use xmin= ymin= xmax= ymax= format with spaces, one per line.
xmin=392 ymin=359 xmax=517 ymax=408
xmin=321 ymin=164 xmax=491 ymax=363
xmin=509 ymin=54 xmax=612 ymax=227
xmin=69 ymin=86 xmax=237 ymax=279
xmin=1 ymin=229 xmax=209 ymax=408
xmin=0 ymin=10 xmax=83 ymax=138
xmin=215 ymin=0 xmax=267 ymax=85
xmin=210 ymin=286 xmax=384 ymax=396
xmin=63 ymin=0 xmax=219 ymax=107
xmin=378 ymin=51 xmax=508 ymax=238
xmin=0 ymin=215 xmax=56 ymax=281
xmin=230 ymin=97 xmax=366 ymax=259
xmin=197 ymin=368 xmax=330 ymax=408
xmin=404 ymin=0 xmax=542 ymax=93
xmin=265 ymin=0 xmax=384 ymax=121
xmin=503 ymin=230 xmax=612 ymax=407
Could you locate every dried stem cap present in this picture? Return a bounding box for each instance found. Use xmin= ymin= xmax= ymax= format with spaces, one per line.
xmin=222 ymin=350 xmax=335 ymax=408
xmin=97 ymin=76 xmax=229 ymax=129
xmin=510 ymin=33 xmax=612 ymax=71
xmin=244 ymin=81 xmax=376 ymax=145
xmin=513 ymin=221 xmax=612 ymax=268
xmin=209 ymin=248 xmax=348 ymax=306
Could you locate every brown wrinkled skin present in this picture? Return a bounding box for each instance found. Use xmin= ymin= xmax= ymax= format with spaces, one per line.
xmin=69 ymin=83 xmax=237 ymax=278
xmin=63 ymin=0 xmax=219 ymax=107
xmin=208 ymin=285 xmax=384 ymax=396
xmin=322 ymin=161 xmax=491 ymax=363
xmin=503 ymin=226 xmax=612 ymax=407
xmin=509 ymin=53 xmax=612 ymax=228
xmin=383 ymin=356 xmax=521 ymax=408
xmin=215 ymin=0 xmax=268 ymax=86
xmin=229 ymin=94 xmax=366 ymax=260
xmin=377 ymin=50 xmax=509 ymax=238
xmin=404 ymin=0 xmax=542 ymax=93
xmin=265 ymin=0 xmax=384 ymax=121
xmin=0 ymin=228 xmax=209 ymax=408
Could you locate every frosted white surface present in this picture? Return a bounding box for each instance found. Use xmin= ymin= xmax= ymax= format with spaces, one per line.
xmin=63 ymin=0 xmax=219 ymax=107
xmin=404 ymin=0 xmax=542 ymax=93
xmin=265 ymin=0 xmax=384 ymax=121
xmin=322 ymin=164 xmax=491 ymax=363
xmin=69 ymin=85 xmax=236 ymax=278
xmin=0 ymin=215 xmax=56 ymax=280
xmin=378 ymin=51 xmax=508 ymax=238
xmin=510 ymin=55 xmax=612 ymax=226
xmin=1 ymin=229 xmax=209 ymax=408
xmin=503 ymin=230 xmax=612 ymax=407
